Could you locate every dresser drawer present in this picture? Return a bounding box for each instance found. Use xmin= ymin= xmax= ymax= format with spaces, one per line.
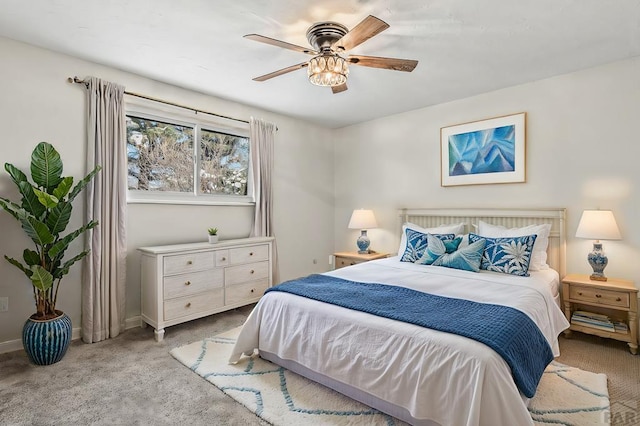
xmin=229 ymin=244 xmax=269 ymax=265
xmin=164 ymin=288 xmax=224 ymax=321
xmin=225 ymin=261 xmax=269 ymax=286
xmin=163 ymin=252 xmax=214 ymax=275
xmin=163 ymin=269 xmax=223 ymax=300
xmin=570 ymin=285 xmax=630 ymax=308
xmin=215 ymin=250 xmax=230 ymax=267
xmin=225 ymin=279 xmax=269 ymax=306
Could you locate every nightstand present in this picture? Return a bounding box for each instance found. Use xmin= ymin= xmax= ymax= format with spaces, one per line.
xmin=333 ymin=251 xmax=389 ymax=270
xmin=562 ymin=273 xmax=638 ymax=354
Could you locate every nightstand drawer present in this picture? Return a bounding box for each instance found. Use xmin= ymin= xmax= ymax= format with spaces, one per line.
xmin=335 ymin=256 xmax=363 ymax=269
xmin=570 ymin=285 xmax=629 ymax=308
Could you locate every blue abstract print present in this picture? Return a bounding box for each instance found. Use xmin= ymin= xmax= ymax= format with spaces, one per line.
xmin=448 ymin=124 xmax=515 ymax=176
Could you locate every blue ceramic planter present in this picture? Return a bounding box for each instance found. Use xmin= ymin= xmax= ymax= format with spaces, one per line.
xmin=22 ymin=311 xmax=72 ymax=365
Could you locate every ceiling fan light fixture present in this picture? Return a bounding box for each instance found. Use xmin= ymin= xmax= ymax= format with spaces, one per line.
xmin=308 ymin=53 xmax=349 ymax=87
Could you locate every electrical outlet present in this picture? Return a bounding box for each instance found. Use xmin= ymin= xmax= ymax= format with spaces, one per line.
xmin=0 ymin=297 xmax=8 ymax=312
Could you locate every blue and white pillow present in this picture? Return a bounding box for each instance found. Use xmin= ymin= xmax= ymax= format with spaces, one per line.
xmin=469 ymin=233 xmax=538 ymax=277
xmin=400 ymin=229 xmax=455 ymax=263
xmin=417 ymin=234 xmax=486 ymax=272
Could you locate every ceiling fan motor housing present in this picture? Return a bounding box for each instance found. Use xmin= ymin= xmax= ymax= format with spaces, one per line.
xmin=306 ymin=22 xmax=348 ymax=51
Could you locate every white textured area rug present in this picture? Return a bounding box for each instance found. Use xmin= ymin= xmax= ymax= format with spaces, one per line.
xmin=170 ymin=327 xmax=610 ymax=426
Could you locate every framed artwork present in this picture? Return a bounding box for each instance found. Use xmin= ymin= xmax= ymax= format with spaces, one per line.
xmin=440 ymin=112 xmax=526 ymax=187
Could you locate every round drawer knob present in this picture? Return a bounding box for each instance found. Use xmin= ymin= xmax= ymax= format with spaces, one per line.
xmin=578 ymin=292 xmax=583 ymax=296
xmin=595 ymin=294 xmax=602 ymax=298
xmin=222 ymin=257 xmax=226 ymax=261
xmin=185 ymin=281 xmax=191 ymax=286
xmin=250 ymin=270 xmax=255 ymax=274
xmin=249 ymin=252 xmax=254 ymax=256
xmin=250 ymin=289 xmax=255 ymax=293
xmin=186 ymin=302 xmax=191 ymax=308
xmin=616 ymin=297 xmax=622 ymax=302
xmin=187 ymin=260 xmax=193 ymax=265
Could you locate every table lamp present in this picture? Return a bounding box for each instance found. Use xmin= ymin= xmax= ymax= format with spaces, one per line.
xmin=575 ymin=209 xmax=621 ymax=281
xmin=348 ymin=209 xmax=378 ymax=254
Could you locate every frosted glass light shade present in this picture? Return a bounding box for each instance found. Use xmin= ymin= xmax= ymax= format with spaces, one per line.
xmin=348 ymin=209 xmax=378 ymax=230
xmin=575 ymin=210 xmax=621 ymax=240
xmin=308 ymin=54 xmax=349 ymax=87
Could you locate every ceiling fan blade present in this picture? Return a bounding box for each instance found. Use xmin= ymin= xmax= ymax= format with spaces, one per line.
xmin=332 ymin=15 xmax=389 ymax=52
xmin=244 ymin=34 xmax=318 ymax=55
xmin=348 ymin=55 xmax=418 ymax=72
xmin=331 ymin=83 xmax=348 ymax=94
xmin=252 ymin=62 xmax=309 ymax=82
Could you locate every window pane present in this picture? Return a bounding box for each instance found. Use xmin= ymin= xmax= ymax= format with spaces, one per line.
xmin=200 ymin=129 xmax=250 ymax=195
xmin=126 ymin=116 xmax=194 ymax=192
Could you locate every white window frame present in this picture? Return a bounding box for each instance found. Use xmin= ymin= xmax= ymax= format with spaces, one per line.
xmin=125 ymin=98 xmax=254 ymax=206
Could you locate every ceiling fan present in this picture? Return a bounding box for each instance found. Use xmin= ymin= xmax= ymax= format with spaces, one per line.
xmin=244 ymin=15 xmax=419 ymax=94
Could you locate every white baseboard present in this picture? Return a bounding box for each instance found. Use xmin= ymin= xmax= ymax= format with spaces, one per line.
xmin=0 ymin=315 xmax=142 ymax=355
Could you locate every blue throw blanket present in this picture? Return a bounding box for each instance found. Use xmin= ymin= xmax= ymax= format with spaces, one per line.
xmin=265 ymin=274 xmax=553 ymax=398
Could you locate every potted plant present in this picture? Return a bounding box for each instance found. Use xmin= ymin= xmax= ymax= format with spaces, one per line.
xmin=207 ymin=227 xmax=219 ymax=244
xmin=0 ymin=142 xmax=100 ymax=365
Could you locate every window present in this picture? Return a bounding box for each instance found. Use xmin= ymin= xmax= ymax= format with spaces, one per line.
xmin=125 ymin=109 xmax=252 ymax=204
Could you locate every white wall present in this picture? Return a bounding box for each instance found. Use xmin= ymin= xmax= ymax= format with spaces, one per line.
xmin=0 ymin=37 xmax=335 ymax=346
xmin=334 ymin=57 xmax=640 ymax=290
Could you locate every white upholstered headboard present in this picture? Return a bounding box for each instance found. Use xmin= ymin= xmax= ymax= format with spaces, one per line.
xmin=398 ymin=208 xmax=567 ymax=277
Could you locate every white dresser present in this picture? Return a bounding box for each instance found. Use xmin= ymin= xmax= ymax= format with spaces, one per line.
xmin=138 ymin=237 xmax=274 ymax=341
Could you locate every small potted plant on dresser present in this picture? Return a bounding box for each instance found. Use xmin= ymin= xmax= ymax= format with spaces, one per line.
xmin=0 ymin=142 xmax=101 ymax=365
xmin=207 ymin=227 xmax=219 ymax=243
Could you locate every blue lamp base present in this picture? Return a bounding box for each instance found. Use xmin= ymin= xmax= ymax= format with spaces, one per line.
xmin=587 ymin=242 xmax=608 ymax=282
xmin=356 ymin=230 xmax=371 ymax=254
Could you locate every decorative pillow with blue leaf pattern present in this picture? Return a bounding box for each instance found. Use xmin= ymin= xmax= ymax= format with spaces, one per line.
xmin=469 ymin=233 xmax=538 ymax=277
xmin=417 ymin=234 xmax=486 ymax=272
xmin=400 ymin=229 xmax=456 ymax=263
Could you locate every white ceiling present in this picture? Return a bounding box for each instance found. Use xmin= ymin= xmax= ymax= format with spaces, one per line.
xmin=1 ymin=0 xmax=639 ymax=128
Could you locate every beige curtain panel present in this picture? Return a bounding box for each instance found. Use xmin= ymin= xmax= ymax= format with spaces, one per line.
xmin=249 ymin=117 xmax=278 ymax=283
xmin=81 ymin=77 xmax=127 ymax=343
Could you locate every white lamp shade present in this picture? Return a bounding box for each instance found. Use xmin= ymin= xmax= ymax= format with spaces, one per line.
xmin=575 ymin=210 xmax=621 ymax=240
xmin=348 ymin=209 xmax=378 ymax=229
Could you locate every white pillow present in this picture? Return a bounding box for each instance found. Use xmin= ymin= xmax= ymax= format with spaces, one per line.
xmin=477 ymin=220 xmax=551 ymax=271
xmin=397 ymin=222 xmax=466 ymax=257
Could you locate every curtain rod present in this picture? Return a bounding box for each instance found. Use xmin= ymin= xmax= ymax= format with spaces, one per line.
xmin=68 ymin=76 xmax=252 ymax=126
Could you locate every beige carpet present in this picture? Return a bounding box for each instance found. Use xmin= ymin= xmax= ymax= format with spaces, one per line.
xmin=0 ymin=306 xmax=638 ymax=425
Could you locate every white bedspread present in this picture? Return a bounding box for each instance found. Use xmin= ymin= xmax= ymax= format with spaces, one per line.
xmin=230 ymin=258 xmax=570 ymax=426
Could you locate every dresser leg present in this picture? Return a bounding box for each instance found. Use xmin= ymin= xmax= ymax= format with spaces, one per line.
xmin=629 ymin=344 xmax=638 ymax=355
xmin=154 ymin=328 xmax=165 ymax=342
xmin=563 ymin=329 xmax=572 ymax=338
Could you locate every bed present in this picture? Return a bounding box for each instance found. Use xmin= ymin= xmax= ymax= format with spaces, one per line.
xmin=229 ymin=208 xmax=570 ymax=426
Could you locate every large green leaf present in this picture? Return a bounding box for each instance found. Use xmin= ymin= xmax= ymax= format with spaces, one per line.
xmin=47 ymin=201 xmax=72 ymax=235
xmin=17 ymin=181 xmax=46 ymax=218
xmin=22 ymin=249 xmax=41 ymax=267
xmin=29 ymin=265 xmax=53 ymax=291
xmin=30 ymin=142 xmax=63 ymax=191
xmin=53 ymin=177 xmax=74 ymax=200
xmin=49 ymin=220 xmax=98 ymax=259
xmin=4 ymin=163 xmax=28 ymax=186
xmin=20 ymin=215 xmax=55 ymax=247
xmin=68 ymin=165 xmax=102 ymax=203
xmin=33 ymin=187 xmax=59 ymax=209
xmin=55 ymin=250 xmax=89 ymax=279
xmin=0 ymin=197 xmax=24 ymax=221
xmin=5 ymin=255 xmax=31 ymax=277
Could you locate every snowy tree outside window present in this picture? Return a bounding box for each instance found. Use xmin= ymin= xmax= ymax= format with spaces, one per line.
xmin=126 ymin=112 xmax=252 ymax=204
